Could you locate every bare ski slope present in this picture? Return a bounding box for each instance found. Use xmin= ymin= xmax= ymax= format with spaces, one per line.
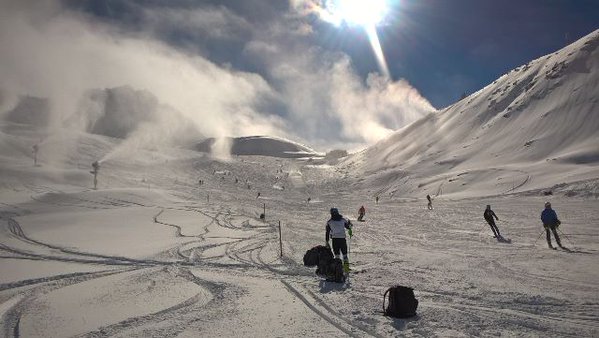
xmin=1 ymin=120 xmax=598 ymax=337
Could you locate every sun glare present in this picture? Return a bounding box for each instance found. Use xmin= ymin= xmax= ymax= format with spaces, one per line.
xmin=316 ymin=0 xmax=391 ymax=78
xmin=322 ymin=0 xmax=389 ymax=27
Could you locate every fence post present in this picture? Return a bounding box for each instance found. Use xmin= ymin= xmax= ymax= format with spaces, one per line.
xmin=278 ymin=220 xmax=283 ymax=257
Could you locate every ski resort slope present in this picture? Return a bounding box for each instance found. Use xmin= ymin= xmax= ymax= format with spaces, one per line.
xmin=1 ymin=119 xmax=598 ymax=337
xmin=345 ymin=29 xmax=599 ymax=199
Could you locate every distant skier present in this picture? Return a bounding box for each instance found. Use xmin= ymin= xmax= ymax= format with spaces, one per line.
xmin=357 ymin=205 xmax=366 ymax=221
xmin=426 ymin=195 xmax=433 ymax=210
xmin=326 ymin=208 xmax=353 ymax=273
xmin=483 ymin=205 xmax=501 ymax=238
xmin=375 ymin=196 xmax=379 ymax=204
xmin=541 ymin=202 xmax=563 ymax=249
xmin=307 ymin=197 xmax=311 ymax=203
xmin=256 ymin=192 xmax=261 ymax=199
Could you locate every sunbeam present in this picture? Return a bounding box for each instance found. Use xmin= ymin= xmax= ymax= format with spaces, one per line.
xmin=366 ymin=25 xmax=390 ymax=78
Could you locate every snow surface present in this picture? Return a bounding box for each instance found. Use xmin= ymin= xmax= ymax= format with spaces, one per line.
xmin=1 ymin=31 xmax=599 ymax=338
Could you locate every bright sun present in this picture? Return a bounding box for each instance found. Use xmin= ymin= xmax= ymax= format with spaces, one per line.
xmin=317 ymin=0 xmax=391 ymax=78
xmin=321 ymin=0 xmax=389 ymax=27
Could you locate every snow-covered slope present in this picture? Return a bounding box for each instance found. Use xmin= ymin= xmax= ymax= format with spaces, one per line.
xmin=195 ymin=136 xmax=322 ymax=158
xmin=1 ymin=119 xmax=598 ymax=337
xmin=346 ymin=30 xmax=599 ymax=198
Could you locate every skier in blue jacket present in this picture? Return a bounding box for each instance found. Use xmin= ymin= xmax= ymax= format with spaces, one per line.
xmin=326 ymin=207 xmax=353 ymax=272
xmin=541 ymin=202 xmax=563 ymax=249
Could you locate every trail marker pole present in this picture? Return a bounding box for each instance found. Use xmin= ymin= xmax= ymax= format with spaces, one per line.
xmin=207 ymin=193 xmax=209 ymax=203
xmin=263 ymin=203 xmax=266 ymax=217
xmin=278 ymin=220 xmax=283 ymax=257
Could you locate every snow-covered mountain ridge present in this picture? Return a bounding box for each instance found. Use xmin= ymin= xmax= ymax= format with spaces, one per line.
xmin=195 ymin=136 xmax=322 ymax=158
xmin=345 ymin=29 xmax=599 ymax=198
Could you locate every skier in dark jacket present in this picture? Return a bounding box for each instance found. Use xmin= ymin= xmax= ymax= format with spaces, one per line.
xmin=326 ymin=208 xmax=353 ymax=272
xmin=483 ymin=205 xmax=501 ymax=238
xmin=541 ymin=202 xmax=563 ymax=249
xmin=357 ymin=205 xmax=366 ymax=221
xmin=426 ymin=195 xmax=433 ymax=210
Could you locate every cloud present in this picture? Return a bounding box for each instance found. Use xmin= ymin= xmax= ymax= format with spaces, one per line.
xmin=0 ymin=0 xmax=435 ymax=153
xmin=0 ymin=1 xmax=282 ymax=136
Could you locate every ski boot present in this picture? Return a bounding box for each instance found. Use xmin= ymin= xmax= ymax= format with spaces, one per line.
xmin=343 ymin=260 xmax=350 ymax=273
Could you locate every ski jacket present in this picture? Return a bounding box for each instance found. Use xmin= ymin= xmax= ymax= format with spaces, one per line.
xmin=484 ymin=209 xmax=498 ymax=222
xmin=326 ymin=217 xmax=352 ymax=240
xmin=359 ymin=206 xmax=365 ymax=215
xmin=541 ymin=208 xmax=559 ymax=226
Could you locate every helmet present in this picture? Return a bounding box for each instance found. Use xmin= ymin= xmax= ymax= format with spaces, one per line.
xmin=486 ymin=205 xmax=491 ymax=209
xmin=545 ymin=202 xmax=551 ymax=208
xmin=330 ymin=207 xmax=339 ymax=215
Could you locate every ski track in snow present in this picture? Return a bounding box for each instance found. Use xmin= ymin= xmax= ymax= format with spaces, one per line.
xmin=1 ymin=165 xmax=598 ymax=337
xmin=2 ymin=99 xmax=599 ymax=337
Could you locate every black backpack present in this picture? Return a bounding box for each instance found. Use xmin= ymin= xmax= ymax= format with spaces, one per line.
xmin=303 ymin=246 xmax=322 ymax=266
xmin=303 ymin=245 xmax=333 ymax=268
xmin=383 ymin=286 xmax=418 ymax=318
xmin=325 ymin=258 xmax=346 ymax=283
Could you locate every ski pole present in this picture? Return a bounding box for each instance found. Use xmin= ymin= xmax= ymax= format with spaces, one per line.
xmin=532 ymin=230 xmax=545 ymax=247
xmin=557 ymin=228 xmax=574 ymax=247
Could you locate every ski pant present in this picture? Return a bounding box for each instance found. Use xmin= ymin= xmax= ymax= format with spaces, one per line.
xmin=331 ymin=238 xmax=348 ymax=261
xmin=486 ymin=219 xmax=500 ymax=237
xmin=545 ymin=225 xmax=562 ymax=247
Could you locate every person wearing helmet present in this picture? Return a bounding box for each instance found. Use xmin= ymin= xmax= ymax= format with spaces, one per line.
xmin=483 ymin=205 xmax=501 ymax=238
xmin=541 ymin=202 xmax=563 ymax=249
xmin=326 ymin=208 xmax=353 ymax=272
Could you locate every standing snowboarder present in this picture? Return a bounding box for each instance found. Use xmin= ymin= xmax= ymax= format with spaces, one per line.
xmin=483 ymin=205 xmax=501 ymax=238
xmin=357 ymin=205 xmax=366 ymax=221
xmin=426 ymin=195 xmax=433 ymax=210
xmin=541 ymin=202 xmax=563 ymax=249
xmin=326 ymin=208 xmax=353 ymax=273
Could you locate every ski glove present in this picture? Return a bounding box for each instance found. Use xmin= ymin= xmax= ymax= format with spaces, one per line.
xmin=325 ymin=242 xmax=330 ymax=248
xmin=348 ymin=228 xmax=353 ymax=238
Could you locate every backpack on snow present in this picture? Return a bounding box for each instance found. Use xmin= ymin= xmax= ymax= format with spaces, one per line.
xmin=325 ymin=258 xmax=346 ymax=283
xmin=383 ymin=285 xmax=418 ymax=318
xmin=303 ymin=245 xmax=333 ymax=268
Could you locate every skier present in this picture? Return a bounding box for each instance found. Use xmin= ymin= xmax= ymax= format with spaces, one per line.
xmin=357 ymin=205 xmax=366 ymax=221
xmin=375 ymin=196 xmax=379 ymax=204
xmin=256 ymin=192 xmax=261 ymax=199
xmin=483 ymin=205 xmax=501 ymax=238
xmin=426 ymin=195 xmax=433 ymax=210
xmin=325 ymin=207 xmax=353 ymax=273
xmin=541 ymin=202 xmax=563 ymax=249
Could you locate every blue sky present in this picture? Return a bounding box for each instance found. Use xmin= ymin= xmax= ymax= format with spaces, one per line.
xmin=71 ymin=0 xmax=599 ymax=108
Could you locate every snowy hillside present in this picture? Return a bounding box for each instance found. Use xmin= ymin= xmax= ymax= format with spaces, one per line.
xmin=195 ymin=136 xmax=322 ymax=158
xmin=345 ymin=30 xmax=599 ymax=199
